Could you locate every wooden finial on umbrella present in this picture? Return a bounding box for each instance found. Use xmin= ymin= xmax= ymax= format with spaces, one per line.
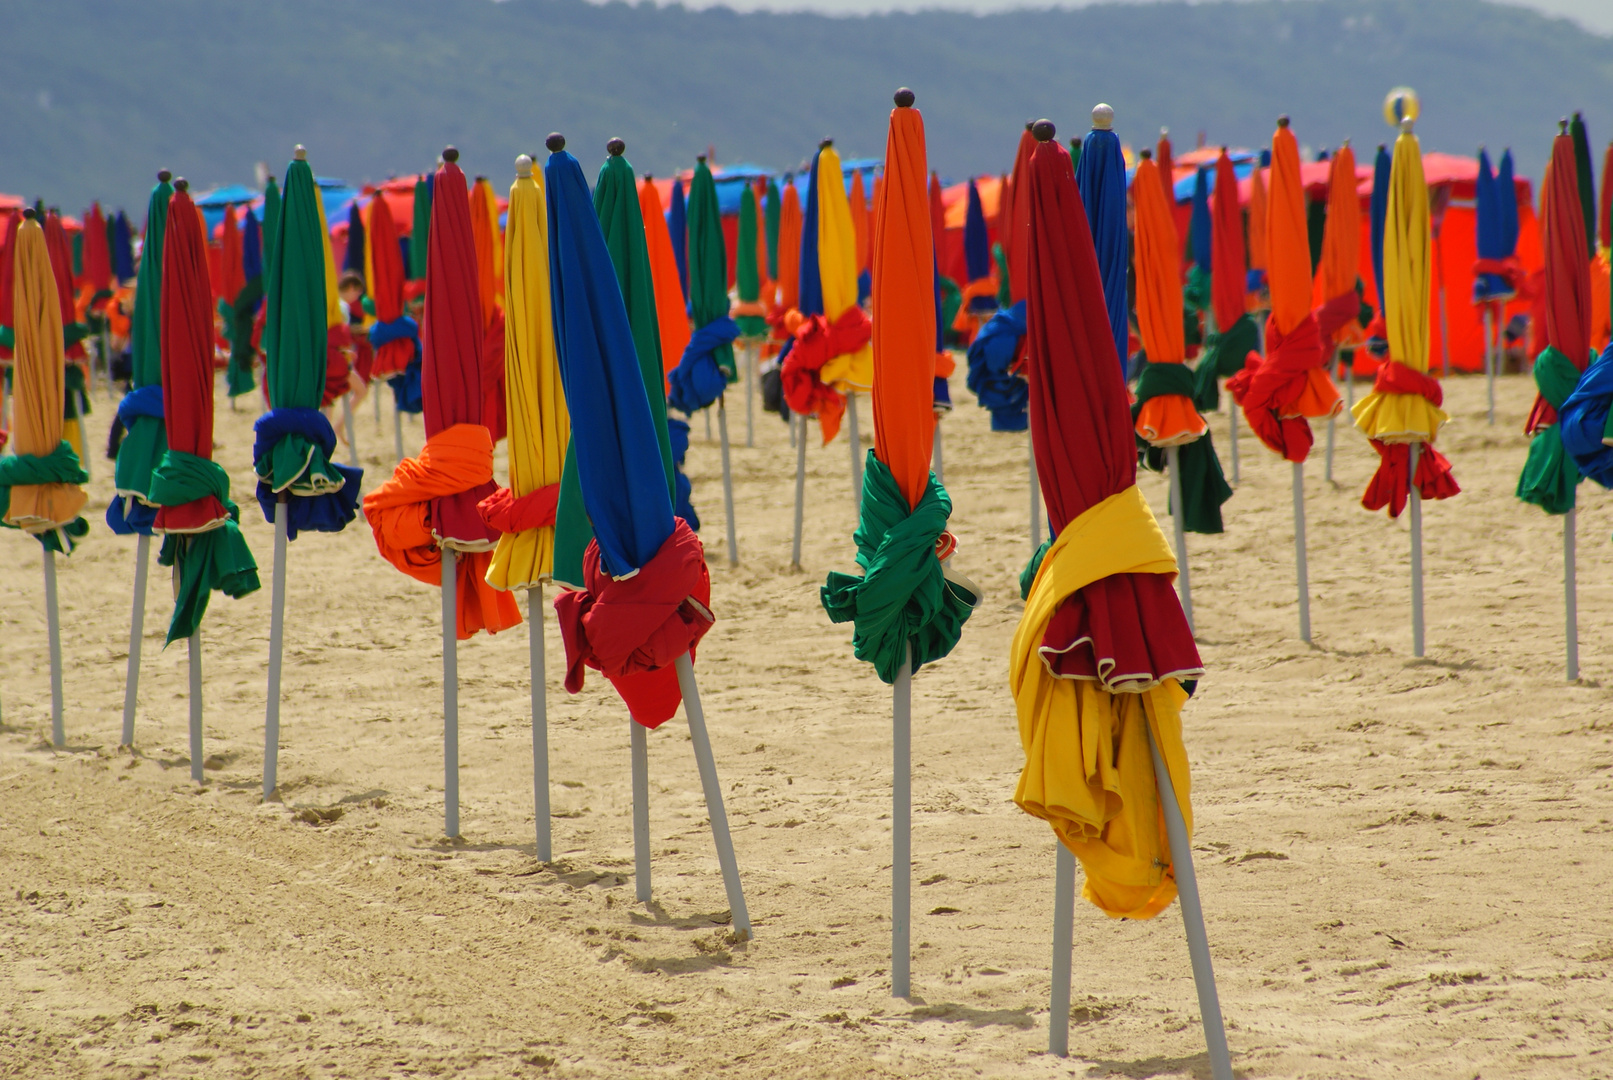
xmin=1276 ymin=115 xmax=1290 ymax=130
xmin=1032 ymin=119 xmax=1056 ymax=143
xmin=442 ymin=146 xmax=459 ymax=163
xmin=546 ymin=133 xmax=565 ymax=153
xmin=157 ymin=169 xmax=172 ymax=183
xmin=1091 ymin=103 xmax=1114 ymax=130
xmin=1558 ymin=118 xmax=1570 ymax=136
xmin=174 ymin=178 xmax=189 ymax=192
xmin=1140 ymin=148 xmax=1153 ymax=161
xmin=607 ymin=138 xmax=626 ymax=157
xmin=22 ymin=206 xmax=36 ymax=221
xmin=294 ymin=145 xmax=307 ymax=161
xmin=515 ymin=154 xmax=533 ymax=179
xmin=894 ymin=87 xmax=915 ymax=108
xmin=818 ymin=138 xmax=833 ymax=150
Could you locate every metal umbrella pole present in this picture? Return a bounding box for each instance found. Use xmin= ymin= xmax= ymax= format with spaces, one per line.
xmin=528 ymin=585 xmax=552 ymax=862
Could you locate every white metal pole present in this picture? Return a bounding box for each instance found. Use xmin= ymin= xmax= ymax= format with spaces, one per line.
xmin=631 ymin=717 xmax=651 ymax=902
xmin=1048 ymin=843 xmax=1077 ymax=1057
xmin=704 ymin=406 xmax=712 ymax=441
xmin=846 ymin=392 xmax=864 ymax=514
xmin=744 ymin=342 xmax=755 ymax=449
xmin=892 ymin=643 xmax=913 ymax=999
xmin=43 ymin=549 xmax=64 ymax=749
xmin=718 ymin=397 xmax=739 ymax=567
xmin=791 ymin=413 xmax=807 ymax=571
xmin=342 ymin=392 xmax=359 ymax=467
xmin=442 ymin=547 xmax=460 ymax=837
xmin=932 ymin=421 xmax=944 ymax=485
xmin=528 ymin=585 xmax=551 ymax=862
xmin=1408 ymin=443 xmax=1424 ymax=658
xmin=392 ymin=386 xmax=405 ymax=462
xmin=188 ymin=629 xmax=204 ymax=784
xmin=263 ymin=493 xmax=288 ymax=800
xmin=1292 ymin=461 xmax=1311 ymax=643
xmin=1167 ymin=445 xmax=1194 ymax=633
xmin=1146 ymin=723 xmax=1234 ymax=1080
xmin=1565 ymin=507 xmax=1578 ymax=681
xmin=674 ymin=652 xmax=752 ymax=938
xmin=121 ymin=526 xmax=151 ymax=746
xmin=1483 ymin=307 xmax=1496 ymax=426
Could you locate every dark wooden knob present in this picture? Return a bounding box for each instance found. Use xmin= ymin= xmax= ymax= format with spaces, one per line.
xmin=1032 ymin=119 xmax=1055 ymax=143
xmin=157 ymin=170 xmax=172 ymax=182
xmin=442 ymin=147 xmax=459 ymax=163
xmin=546 ymin=133 xmax=565 ymax=153
xmin=894 ymin=88 xmax=914 ymax=108
xmin=607 ymin=138 xmax=625 ymax=157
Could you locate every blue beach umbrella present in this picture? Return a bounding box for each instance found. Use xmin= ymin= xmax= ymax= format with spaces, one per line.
xmin=963 ymin=180 xmax=992 ymax=309
xmin=1370 ymin=144 xmax=1391 ymax=323
xmin=1189 ymin=165 xmax=1212 ymax=274
xmin=669 ymin=177 xmax=689 ymax=307
xmin=797 ymin=148 xmax=825 ymax=319
xmin=111 ymin=211 xmax=136 ymax=283
xmin=1074 ymin=105 xmax=1129 ymax=374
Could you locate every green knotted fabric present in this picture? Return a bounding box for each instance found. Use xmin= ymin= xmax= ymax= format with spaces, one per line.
xmin=148 ymin=450 xmax=260 ymax=643
xmin=552 ymin=149 xmax=678 ymax=589
xmin=1191 ymin=312 xmax=1259 ymax=412
xmin=225 ymin=276 xmax=262 ymax=397
xmin=1517 ymin=345 xmax=1585 ymax=515
xmin=735 ymin=185 xmax=768 ymax=338
xmin=262 ymin=177 xmax=281 ymax=282
xmin=764 ymin=179 xmax=781 ymax=281
xmin=257 ymin=156 xmax=342 ymax=495
xmin=1133 ymin=362 xmax=1233 ymax=534
xmin=0 ymin=441 xmax=91 ymax=554
xmin=116 ymin=176 xmax=172 ymax=504
xmin=63 ymin=363 xmax=89 ymax=424
xmin=992 ymin=242 xmax=1011 ymax=308
xmin=821 ymin=453 xmax=977 ymax=685
xmin=409 ymin=175 xmax=430 ymax=281
xmin=1020 ymin=536 xmax=1053 ymax=601
xmin=687 ymin=158 xmax=736 ymax=381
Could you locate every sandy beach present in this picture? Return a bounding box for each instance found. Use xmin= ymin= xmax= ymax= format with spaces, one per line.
xmin=2 ymin=367 xmax=1611 ymax=1079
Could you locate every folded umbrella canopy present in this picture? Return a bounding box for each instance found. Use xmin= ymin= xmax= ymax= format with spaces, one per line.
xmin=1571 ymin=113 xmax=1596 ymax=255
xmin=821 ymin=87 xmax=977 ymax=999
xmin=1474 ymin=149 xmax=1522 ymax=303
xmin=1011 ymin=123 xmax=1227 ymax=1076
xmin=849 ymin=168 xmax=871 ymax=302
xmin=219 ymin=204 xmax=258 ymax=399
xmin=964 ymin=174 xmax=1029 ymax=433
xmin=1183 ymin=166 xmax=1212 ymax=319
xmin=668 ymin=156 xmax=739 ymax=415
xmin=43 ymin=211 xmax=91 ymax=469
xmin=1247 ymin=154 xmax=1270 ymax=300
xmin=669 ymin=177 xmax=689 ymax=306
xmin=112 ymin=211 xmax=136 ymax=284
xmin=959 ymin=179 xmax=995 ymax=315
xmin=1005 ymin=126 xmax=1036 ymax=307
xmin=1074 ymin=105 xmax=1129 ymax=375
xmin=471 ymin=175 xmax=507 ymax=443
xmin=544 ymin=135 xmax=750 ymax=932
xmin=734 ymin=182 xmax=768 ymax=338
xmin=365 ymin=188 xmax=418 ymax=384
xmin=408 ymin=174 xmax=431 ymax=287
xmin=553 ymin=140 xmax=681 ymax=590
xmin=1 ymin=209 xmax=92 ymax=748
xmin=109 ymin=172 xmax=173 ymax=537
xmin=639 ymin=176 xmax=692 ymax=377
xmin=1193 ymin=149 xmax=1259 ymax=413
xmin=811 ymin=143 xmax=874 ymax=395
xmin=1317 ymin=144 xmax=1364 ymax=479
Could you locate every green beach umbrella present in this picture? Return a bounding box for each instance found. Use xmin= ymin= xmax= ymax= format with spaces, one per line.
xmin=688 ymin=157 xmax=736 ymax=383
xmin=735 ymin=185 xmax=767 ymax=338
xmin=410 ymin=173 xmax=431 ymax=281
xmin=111 ymin=171 xmax=172 ymax=531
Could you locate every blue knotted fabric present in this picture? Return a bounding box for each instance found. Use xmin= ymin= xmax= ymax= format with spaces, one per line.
xmin=106 ymin=385 xmax=164 ymax=535
xmin=1560 ymin=343 xmax=1613 ymax=490
xmin=667 ymin=315 xmax=739 ymax=415
xmin=965 ymin=300 xmax=1028 ymax=431
xmin=667 ymin=417 xmax=700 ymax=532
xmin=251 ymin=408 xmax=362 ymax=539
xmin=370 ymin=314 xmax=424 ymax=414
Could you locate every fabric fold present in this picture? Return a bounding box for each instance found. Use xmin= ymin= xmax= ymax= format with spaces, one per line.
xmin=965 ymin=300 xmax=1028 ymax=431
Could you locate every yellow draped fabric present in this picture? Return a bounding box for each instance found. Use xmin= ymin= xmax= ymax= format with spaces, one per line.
xmin=1351 ymin=129 xmax=1447 ymax=444
xmin=362 ymin=199 xmax=376 ymax=310
xmin=313 ymin=191 xmax=342 ymax=330
xmin=6 ymin=218 xmax=88 ymax=531
xmin=1011 ymin=485 xmax=1193 ymax=920
xmin=816 ymin=145 xmax=875 ymax=393
xmin=486 ymin=166 xmax=569 ymax=590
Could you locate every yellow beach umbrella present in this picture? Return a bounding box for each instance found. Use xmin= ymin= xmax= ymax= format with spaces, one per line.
xmin=816 ymin=145 xmax=875 ymax=393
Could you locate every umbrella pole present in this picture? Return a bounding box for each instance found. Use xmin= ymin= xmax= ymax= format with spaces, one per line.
xmin=263 ymin=493 xmax=288 ymax=800
xmin=1483 ymin=307 xmax=1496 ymax=426
xmin=442 ymin=547 xmax=460 ymax=838
xmin=932 ymin=421 xmax=944 ymax=485
xmin=1291 ymin=462 xmax=1311 ymax=644
xmin=1408 ymin=443 xmax=1424 ymax=658
xmin=188 ymin=629 xmax=204 ymax=785
xmin=43 ymin=549 xmax=65 ymax=749
xmin=528 ymin=585 xmax=551 ymax=863
xmin=1048 ymin=843 xmax=1077 ymax=1057
xmin=1167 ymin=445 xmax=1194 ymax=634
xmin=718 ymin=397 xmax=739 ymax=567
xmin=1029 ymin=433 xmax=1042 ymax=551
xmin=892 ymin=643 xmax=913 ymax=999
xmin=121 ymin=527 xmax=151 ymax=747
xmin=704 ymin=407 xmax=712 ymax=441
xmin=744 ymin=342 xmax=755 ymax=449
xmin=342 ymin=392 xmax=360 ymax=468
xmin=630 ymin=717 xmax=651 ymax=902
xmin=674 ymin=652 xmax=751 ymax=939
xmin=847 ymin=392 xmax=864 ymax=513
xmin=1146 ymin=722 xmax=1234 ymax=1080
xmin=373 ymin=381 xmax=382 ymax=428
xmin=791 ymin=413 xmax=807 ymax=571
xmin=1565 ymin=508 xmax=1578 ymax=682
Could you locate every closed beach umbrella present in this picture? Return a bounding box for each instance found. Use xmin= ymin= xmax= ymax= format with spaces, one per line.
xmin=1193 ymin=149 xmax=1259 ymax=412
xmin=776 ymin=178 xmax=802 ymax=316
xmin=668 ymin=155 xmax=739 ymax=415
xmin=640 ymin=176 xmax=692 ymax=376
xmin=734 ymin=183 xmax=768 ymax=338
xmin=1074 ymin=105 xmax=1129 ymax=374
xmin=109 ymin=173 xmax=173 ymax=536
xmin=669 ymin=177 xmax=689 ymax=306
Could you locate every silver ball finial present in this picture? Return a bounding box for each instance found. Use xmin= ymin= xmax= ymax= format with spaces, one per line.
xmin=293 ymin=145 xmax=307 ymax=161
xmin=1400 ymin=117 xmax=1415 ymax=135
xmin=515 ymin=154 xmax=533 ymax=178
xmin=1091 ymin=103 xmax=1114 ymax=131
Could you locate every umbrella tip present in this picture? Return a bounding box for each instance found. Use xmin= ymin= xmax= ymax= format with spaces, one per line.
xmin=546 ymin=133 xmax=566 ymax=153
xmin=607 ymin=138 xmax=626 ymax=157
xmin=1220 ymin=144 xmax=1228 ymax=153
xmin=515 ymin=154 xmax=533 ymax=178
xmin=157 ymin=169 xmax=172 ymax=183
xmin=294 ymin=145 xmax=307 ymax=161
xmin=1091 ymin=104 xmax=1113 ymax=131
xmin=697 ymin=153 xmax=707 ymax=164
xmin=819 ymin=137 xmax=833 ymax=150
xmin=22 ymin=206 xmax=35 ymax=221
xmin=173 ymin=178 xmax=188 ymax=192
xmin=894 ymin=87 xmax=914 ymax=108
xmin=442 ymin=146 xmax=459 ymax=163
xmin=1032 ymin=119 xmax=1055 ymax=143
xmin=1400 ymin=117 xmax=1415 ymax=135
xmin=1160 ymin=126 xmax=1169 ymax=137
xmin=1025 ymin=119 xmax=1035 ymax=131
xmin=1342 ymin=136 xmax=1351 ymax=148
xmin=1276 ymin=115 xmax=1290 ymax=129
xmin=1558 ymin=118 xmax=1569 ymax=135
xmin=1140 ymin=148 xmax=1153 ymax=161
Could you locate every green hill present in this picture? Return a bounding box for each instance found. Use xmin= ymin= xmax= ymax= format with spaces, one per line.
xmin=3 ymin=0 xmax=1610 ymax=215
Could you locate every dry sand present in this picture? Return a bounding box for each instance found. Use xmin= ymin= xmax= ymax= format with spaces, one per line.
xmin=2 ymin=368 xmax=1611 ymax=1079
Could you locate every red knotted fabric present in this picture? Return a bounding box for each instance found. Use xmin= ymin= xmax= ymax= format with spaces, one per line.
xmin=1313 ymin=288 xmax=1361 ymax=349
xmin=322 ymin=323 xmax=355 ymax=407
xmin=781 ymin=306 xmax=869 ymax=443
xmin=1472 ymin=256 xmax=1523 ymax=297
xmin=477 ymin=482 xmax=559 ymax=535
xmin=554 ymin=518 xmax=714 ymax=728
xmin=1227 ymin=312 xmax=1329 ymax=462
xmin=1358 ymin=361 xmax=1459 ymax=516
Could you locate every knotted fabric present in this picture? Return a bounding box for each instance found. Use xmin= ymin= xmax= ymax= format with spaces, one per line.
xmin=1559 ymin=342 xmax=1613 ymax=489
xmin=0 ymin=442 xmax=91 ymax=554
xmin=369 ymin=315 xmax=419 ymax=368
xmin=965 ymin=299 xmax=1028 ymax=431
xmin=107 ymin=385 xmax=163 ymax=535
xmin=1190 ymin=313 xmax=1259 ymax=412
xmin=1516 ymin=346 xmax=1586 ymax=515
xmin=554 ymin=518 xmax=712 ymax=728
xmin=252 ymin=407 xmax=362 ymax=539
xmin=1472 ymin=256 xmax=1523 ymax=303
xmin=820 ymin=454 xmax=977 ymax=686
xmin=477 ymin=483 xmax=560 ymax=535
xmin=1227 ymin=311 xmax=1339 ymax=462
xmin=147 ymin=451 xmax=260 ymax=643
xmin=668 ymin=315 xmax=739 ymax=414
xmin=1352 ymin=360 xmax=1458 ymax=516
xmin=781 ymin=307 xmax=868 ymax=443
xmin=362 ymin=423 xmax=521 ymax=639
xmin=1012 ymin=485 xmax=1201 ymax=920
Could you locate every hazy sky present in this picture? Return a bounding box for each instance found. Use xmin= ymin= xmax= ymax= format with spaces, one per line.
xmin=656 ymin=0 xmax=1613 ymax=34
